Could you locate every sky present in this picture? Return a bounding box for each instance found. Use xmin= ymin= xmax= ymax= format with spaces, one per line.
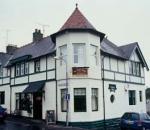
xmin=0 ymin=0 xmax=150 ymax=86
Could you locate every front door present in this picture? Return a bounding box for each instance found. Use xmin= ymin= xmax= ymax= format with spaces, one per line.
xmin=33 ymin=93 xmax=42 ymax=119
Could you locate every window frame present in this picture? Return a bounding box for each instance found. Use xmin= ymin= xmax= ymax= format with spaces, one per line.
xmin=91 ymin=88 xmax=98 ymax=111
xmin=129 ymin=90 xmax=136 ymax=105
xmin=59 ymin=45 xmax=67 ymax=66
xmin=15 ymin=64 xmax=21 ymax=76
xmin=61 ymin=89 xmax=67 ymax=112
xmin=139 ymin=91 xmax=143 ymax=102
xmin=74 ymin=88 xmax=86 ymax=112
xmin=130 ymin=61 xmax=141 ymax=76
xmin=34 ymin=59 xmax=40 ymax=73
xmin=73 ymin=43 xmax=86 ymax=66
xmin=0 ymin=91 xmax=5 ymax=105
xmin=90 ymin=45 xmax=98 ymax=66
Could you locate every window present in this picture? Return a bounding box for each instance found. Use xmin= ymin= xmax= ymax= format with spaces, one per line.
xmin=73 ymin=43 xmax=85 ymax=66
xmin=25 ymin=63 xmax=29 ymax=74
xmin=130 ymin=61 xmax=141 ymax=76
xmin=16 ymin=64 xmax=20 ymax=76
xmin=60 ymin=45 xmax=67 ymax=65
xmin=20 ymin=63 xmax=25 ymax=75
xmin=16 ymin=93 xmax=32 ymax=111
xmin=91 ymin=88 xmax=98 ymax=111
xmin=129 ymin=90 xmax=136 ymax=105
xmin=0 ymin=92 xmax=5 ymax=105
xmin=74 ymin=88 xmax=86 ymax=112
xmin=61 ymin=89 xmax=67 ymax=112
xmin=35 ymin=60 xmax=40 ymax=72
xmin=139 ymin=91 xmax=142 ymax=102
xmin=91 ymin=45 xmax=98 ymax=66
xmin=0 ymin=66 xmax=3 ymax=77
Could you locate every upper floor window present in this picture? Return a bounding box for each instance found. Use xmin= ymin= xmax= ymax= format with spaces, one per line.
xmin=129 ymin=90 xmax=136 ymax=105
xmin=90 ymin=45 xmax=98 ymax=66
xmin=73 ymin=43 xmax=85 ymax=66
xmin=130 ymin=61 xmax=141 ymax=76
xmin=60 ymin=45 xmax=67 ymax=65
xmin=16 ymin=64 xmax=20 ymax=76
xmin=15 ymin=62 xmax=29 ymax=76
xmin=21 ymin=63 xmax=25 ymax=75
xmin=34 ymin=60 xmax=40 ymax=72
xmin=25 ymin=63 xmax=29 ymax=74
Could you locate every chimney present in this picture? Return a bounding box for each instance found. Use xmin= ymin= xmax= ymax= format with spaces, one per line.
xmin=33 ymin=29 xmax=43 ymax=42
xmin=6 ymin=44 xmax=18 ymax=54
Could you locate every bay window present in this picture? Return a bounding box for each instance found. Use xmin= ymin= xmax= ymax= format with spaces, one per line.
xmin=91 ymin=45 xmax=98 ymax=66
xmin=60 ymin=45 xmax=67 ymax=65
xmin=25 ymin=62 xmax=29 ymax=74
xmin=73 ymin=43 xmax=86 ymax=66
xmin=21 ymin=63 xmax=25 ymax=75
xmin=91 ymin=88 xmax=98 ymax=111
xmin=61 ymin=89 xmax=67 ymax=112
xmin=74 ymin=88 xmax=86 ymax=112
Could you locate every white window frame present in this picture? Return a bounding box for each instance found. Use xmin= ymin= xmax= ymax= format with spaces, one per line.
xmin=25 ymin=62 xmax=29 ymax=74
xmin=20 ymin=63 xmax=25 ymax=75
xmin=91 ymin=88 xmax=98 ymax=111
xmin=59 ymin=45 xmax=67 ymax=66
xmin=90 ymin=45 xmax=98 ymax=66
xmin=16 ymin=64 xmax=20 ymax=76
xmin=35 ymin=60 xmax=40 ymax=72
xmin=73 ymin=43 xmax=86 ymax=66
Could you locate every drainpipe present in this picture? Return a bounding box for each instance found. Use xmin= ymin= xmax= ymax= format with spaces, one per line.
xmin=101 ymin=55 xmax=106 ymax=130
xmin=55 ymin=58 xmax=58 ymax=123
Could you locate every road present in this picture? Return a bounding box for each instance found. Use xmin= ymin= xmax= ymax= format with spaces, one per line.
xmin=0 ymin=118 xmax=120 ymax=130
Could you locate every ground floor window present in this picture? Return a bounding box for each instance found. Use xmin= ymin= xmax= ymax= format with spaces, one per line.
xmin=91 ymin=88 xmax=98 ymax=111
xmin=74 ymin=88 xmax=86 ymax=112
xmin=15 ymin=93 xmax=32 ymax=112
xmin=61 ymin=89 xmax=67 ymax=112
xmin=139 ymin=91 xmax=143 ymax=102
xmin=0 ymin=91 xmax=5 ymax=105
xmin=129 ymin=90 xmax=136 ymax=105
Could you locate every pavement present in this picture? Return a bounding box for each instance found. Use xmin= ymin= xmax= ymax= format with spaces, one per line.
xmin=0 ymin=116 xmax=121 ymax=130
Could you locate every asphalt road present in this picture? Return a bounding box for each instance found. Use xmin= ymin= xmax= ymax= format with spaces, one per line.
xmin=0 ymin=119 xmax=121 ymax=130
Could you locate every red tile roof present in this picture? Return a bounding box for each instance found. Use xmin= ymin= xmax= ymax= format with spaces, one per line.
xmin=60 ymin=7 xmax=96 ymax=31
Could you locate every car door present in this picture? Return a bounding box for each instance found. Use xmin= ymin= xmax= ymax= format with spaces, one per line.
xmin=129 ymin=113 xmax=140 ymax=129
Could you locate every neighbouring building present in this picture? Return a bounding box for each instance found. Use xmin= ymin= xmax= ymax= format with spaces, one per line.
xmin=0 ymin=6 xmax=149 ymax=129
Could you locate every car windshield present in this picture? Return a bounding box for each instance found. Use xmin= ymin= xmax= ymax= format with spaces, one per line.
xmin=140 ymin=113 xmax=150 ymax=120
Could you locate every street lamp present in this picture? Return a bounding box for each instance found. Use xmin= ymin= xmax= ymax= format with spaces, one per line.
xmin=101 ymin=55 xmax=106 ymax=130
xmin=54 ymin=56 xmax=69 ymax=127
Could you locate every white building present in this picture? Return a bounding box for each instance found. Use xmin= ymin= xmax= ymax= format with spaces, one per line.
xmin=0 ymin=6 xmax=149 ymax=129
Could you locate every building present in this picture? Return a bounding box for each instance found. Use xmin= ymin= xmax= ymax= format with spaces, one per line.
xmin=0 ymin=6 xmax=149 ymax=129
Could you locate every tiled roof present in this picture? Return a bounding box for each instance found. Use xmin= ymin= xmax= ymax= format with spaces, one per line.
xmin=60 ymin=7 xmax=96 ymax=31
xmin=0 ymin=53 xmax=12 ymax=67
xmin=7 ymin=36 xmax=55 ymax=66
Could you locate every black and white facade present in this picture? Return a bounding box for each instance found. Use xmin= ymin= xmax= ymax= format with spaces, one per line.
xmin=0 ymin=7 xmax=149 ymax=128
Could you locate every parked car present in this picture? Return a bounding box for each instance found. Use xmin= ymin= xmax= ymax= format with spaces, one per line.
xmin=120 ymin=112 xmax=150 ymax=130
xmin=0 ymin=106 xmax=7 ymax=122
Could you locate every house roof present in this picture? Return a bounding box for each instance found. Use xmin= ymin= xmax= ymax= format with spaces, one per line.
xmin=0 ymin=53 xmax=12 ymax=67
xmin=60 ymin=6 xmax=96 ymax=31
xmin=101 ymin=38 xmax=149 ymax=70
xmin=7 ymin=36 xmax=55 ymax=66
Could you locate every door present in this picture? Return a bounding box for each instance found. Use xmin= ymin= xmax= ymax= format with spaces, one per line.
xmin=33 ymin=93 xmax=42 ymax=119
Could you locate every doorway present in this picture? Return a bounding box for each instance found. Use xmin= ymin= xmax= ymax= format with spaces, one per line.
xmin=33 ymin=93 xmax=42 ymax=119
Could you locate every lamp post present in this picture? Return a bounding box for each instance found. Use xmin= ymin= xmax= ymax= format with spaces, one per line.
xmin=101 ymin=55 xmax=106 ymax=130
xmin=54 ymin=56 xmax=69 ymax=127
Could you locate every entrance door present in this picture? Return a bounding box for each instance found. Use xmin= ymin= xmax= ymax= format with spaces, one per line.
xmin=33 ymin=93 xmax=42 ymax=119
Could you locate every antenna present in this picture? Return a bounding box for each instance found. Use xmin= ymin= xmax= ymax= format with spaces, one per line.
xmin=37 ymin=23 xmax=49 ymax=37
xmin=6 ymin=29 xmax=11 ymax=45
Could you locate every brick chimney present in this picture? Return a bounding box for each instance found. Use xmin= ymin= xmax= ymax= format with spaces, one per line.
xmin=33 ymin=29 xmax=43 ymax=42
xmin=6 ymin=44 xmax=18 ymax=54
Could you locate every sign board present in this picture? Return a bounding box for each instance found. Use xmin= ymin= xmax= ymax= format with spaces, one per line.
xmin=108 ymin=84 xmax=117 ymax=92
xmin=46 ymin=110 xmax=55 ymax=125
xmin=65 ymin=94 xmax=70 ymax=101
xmin=72 ymin=67 xmax=88 ymax=75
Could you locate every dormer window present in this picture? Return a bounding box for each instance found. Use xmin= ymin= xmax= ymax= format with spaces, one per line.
xmin=73 ymin=43 xmax=86 ymax=66
xmin=16 ymin=64 xmax=20 ymax=76
xmin=21 ymin=63 xmax=25 ymax=75
xmin=35 ymin=59 xmax=40 ymax=72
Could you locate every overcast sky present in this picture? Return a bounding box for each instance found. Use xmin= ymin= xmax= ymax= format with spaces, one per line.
xmin=0 ymin=0 xmax=150 ymax=85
